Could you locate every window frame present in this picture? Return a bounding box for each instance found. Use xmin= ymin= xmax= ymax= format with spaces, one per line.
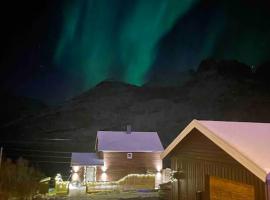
xmin=127 ymin=152 xmax=133 ymax=159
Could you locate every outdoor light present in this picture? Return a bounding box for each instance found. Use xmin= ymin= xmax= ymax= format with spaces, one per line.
xmin=71 ymin=173 xmax=79 ymax=181
xmin=155 ymin=172 xmax=162 ymax=189
xmin=72 ymin=166 xmax=80 ymax=173
xmin=101 ymin=165 xmax=107 ymax=172
xmin=101 ymin=172 xmax=107 ymax=181
xmin=156 ymin=165 xmax=162 ymax=172
xmin=156 ymin=172 xmax=161 ymax=178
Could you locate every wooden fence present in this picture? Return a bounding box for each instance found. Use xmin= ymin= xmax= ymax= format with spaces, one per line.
xmin=86 ymin=174 xmax=155 ymax=193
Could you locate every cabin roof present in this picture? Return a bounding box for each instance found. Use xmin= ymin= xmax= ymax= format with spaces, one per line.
xmin=71 ymin=152 xmax=104 ymax=166
xmin=161 ymin=120 xmax=270 ymax=182
xmin=96 ymin=131 xmax=164 ymax=152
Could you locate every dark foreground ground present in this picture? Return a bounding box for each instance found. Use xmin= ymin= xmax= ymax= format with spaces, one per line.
xmin=34 ymin=191 xmax=162 ymax=200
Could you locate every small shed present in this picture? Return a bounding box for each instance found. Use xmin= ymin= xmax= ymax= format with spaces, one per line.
xmin=161 ymin=120 xmax=270 ymax=200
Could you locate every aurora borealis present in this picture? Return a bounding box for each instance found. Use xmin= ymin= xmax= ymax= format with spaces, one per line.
xmin=54 ymin=0 xmax=199 ymax=88
xmin=1 ymin=0 xmax=270 ymax=103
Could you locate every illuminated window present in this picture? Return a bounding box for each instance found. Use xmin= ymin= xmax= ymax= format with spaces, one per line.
xmin=127 ymin=153 xmax=133 ymax=159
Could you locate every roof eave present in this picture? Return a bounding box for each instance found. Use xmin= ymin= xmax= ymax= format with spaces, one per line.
xmin=161 ymin=119 xmax=267 ymax=182
xmin=161 ymin=119 xmax=198 ymax=159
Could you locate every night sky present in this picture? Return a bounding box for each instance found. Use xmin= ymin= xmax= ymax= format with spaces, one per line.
xmin=0 ymin=0 xmax=270 ymax=104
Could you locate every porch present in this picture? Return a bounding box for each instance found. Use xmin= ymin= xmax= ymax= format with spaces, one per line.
xmin=71 ymin=152 xmax=104 ymax=183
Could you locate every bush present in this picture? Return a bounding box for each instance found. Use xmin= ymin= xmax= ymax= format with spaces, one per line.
xmin=0 ymin=157 xmax=43 ymax=199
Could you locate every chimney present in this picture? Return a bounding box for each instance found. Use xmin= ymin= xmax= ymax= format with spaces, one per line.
xmin=126 ymin=125 xmax=132 ymax=134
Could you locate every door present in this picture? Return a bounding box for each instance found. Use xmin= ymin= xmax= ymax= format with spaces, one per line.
xmin=85 ymin=166 xmax=96 ymax=182
xmin=207 ymin=176 xmax=255 ymax=200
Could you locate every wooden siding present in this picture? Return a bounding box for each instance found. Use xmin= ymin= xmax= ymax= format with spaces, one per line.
xmin=96 ymin=152 xmax=162 ymax=182
xmin=267 ymin=179 xmax=270 ymax=200
xmin=208 ymin=176 xmax=255 ymax=200
xmin=169 ymin=128 xmax=266 ymax=200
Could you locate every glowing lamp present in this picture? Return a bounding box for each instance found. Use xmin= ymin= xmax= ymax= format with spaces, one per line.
xmin=101 ymin=172 xmax=107 ymax=181
xmin=101 ymin=165 xmax=107 ymax=172
xmin=72 ymin=166 xmax=80 ymax=173
xmin=156 ymin=165 xmax=162 ymax=172
xmin=71 ymin=173 xmax=79 ymax=181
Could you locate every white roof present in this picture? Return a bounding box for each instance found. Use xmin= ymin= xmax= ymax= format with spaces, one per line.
xmin=161 ymin=119 xmax=270 ymax=182
xmin=96 ymin=131 xmax=164 ymax=152
xmin=71 ymin=153 xmax=104 ymax=166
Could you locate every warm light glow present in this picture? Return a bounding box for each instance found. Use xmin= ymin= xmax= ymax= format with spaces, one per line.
xmin=72 ymin=166 xmax=80 ymax=173
xmin=156 ymin=164 xmax=162 ymax=172
xmin=72 ymin=173 xmax=80 ymax=181
xmin=101 ymin=165 xmax=107 ymax=172
xmin=101 ymin=172 xmax=107 ymax=181
xmin=116 ymin=173 xmax=155 ymax=184
xmin=155 ymin=172 xmax=162 ymax=189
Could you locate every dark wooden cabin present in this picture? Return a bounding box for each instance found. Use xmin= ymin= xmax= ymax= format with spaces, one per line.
xmin=161 ymin=120 xmax=270 ymax=200
xmin=71 ymin=126 xmax=163 ymax=183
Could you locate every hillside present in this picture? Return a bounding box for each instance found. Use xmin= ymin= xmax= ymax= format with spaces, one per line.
xmin=0 ymin=90 xmax=47 ymax=126
xmin=1 ymin=59 xmax=270 ymax=175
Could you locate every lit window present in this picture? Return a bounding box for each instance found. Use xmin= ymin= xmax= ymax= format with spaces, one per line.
xmin=127 ymin=153 xmax=133 ymax=159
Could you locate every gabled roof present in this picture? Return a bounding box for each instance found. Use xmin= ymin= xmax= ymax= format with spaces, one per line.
xmin=161 ymin=119 xmax=270 ymax=182
xmin=71 ymin=153 xmax=104 ymax=166
xmin=96 ymin=131 xmax=164 ymax=152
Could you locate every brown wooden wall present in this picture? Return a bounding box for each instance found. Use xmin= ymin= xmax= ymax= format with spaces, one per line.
xmin=169 ymin=128 xmax=266 ymax=200
xmin=267 ymin=179 xmax=270 ymax=200
xmin=96 ymin=152 xmax=162 ymax=182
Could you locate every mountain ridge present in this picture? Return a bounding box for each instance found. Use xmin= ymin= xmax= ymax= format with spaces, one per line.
xmin=1 ymin=59 xmax=270 ymax=175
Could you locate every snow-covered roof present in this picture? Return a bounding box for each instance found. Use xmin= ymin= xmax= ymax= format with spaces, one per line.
xmin=161 ymin=120 xmax=270 ymax=182
xmin=71 ymin=153 xmax=104 ymax=166
xmin=96 ymin=131 xmax=164 ymax=152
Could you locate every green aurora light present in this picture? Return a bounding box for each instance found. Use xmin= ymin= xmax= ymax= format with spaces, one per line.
xmin=54 ymin=0 xmax=199 ymax=89
xmin=53 ymin=0 xmax=270 ymax=99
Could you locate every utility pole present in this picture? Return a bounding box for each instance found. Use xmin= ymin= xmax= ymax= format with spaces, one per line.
xmin=0 ymin=146 xmax=3 ymax=168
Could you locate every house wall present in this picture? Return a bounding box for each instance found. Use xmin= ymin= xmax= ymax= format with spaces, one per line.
xmin=267 ymin=179 xmax=270 ymax=200
xmin=71 ymin=166 xmax=85 ymax=182
xmin=96 ymin=152 xmax=162 ymax=182
xmin=168 ymin=128 xmax=266 ymax=200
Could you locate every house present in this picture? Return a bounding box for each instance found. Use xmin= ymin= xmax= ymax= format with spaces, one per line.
xmin=71 ymin=126 xmax=164 ymax=183
xmin=161 ymin=120 xmax=270 ymax=200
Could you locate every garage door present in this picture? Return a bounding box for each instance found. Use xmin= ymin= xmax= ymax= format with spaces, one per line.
xmin=208 ymin=176 xmax=255 ymax=200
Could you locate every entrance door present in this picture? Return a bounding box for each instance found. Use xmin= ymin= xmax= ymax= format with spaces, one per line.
xmin=85 ymin=166 xmax=96 ymax=182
